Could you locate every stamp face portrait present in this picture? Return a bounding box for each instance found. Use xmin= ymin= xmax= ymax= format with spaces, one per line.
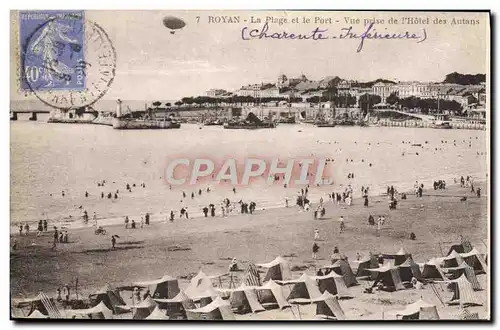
xmin=20 ymin=10 xmax=116 ymax=110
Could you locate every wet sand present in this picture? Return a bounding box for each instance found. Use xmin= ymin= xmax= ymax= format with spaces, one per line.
xmin=10 ymin=183 xmax=488 ymax=319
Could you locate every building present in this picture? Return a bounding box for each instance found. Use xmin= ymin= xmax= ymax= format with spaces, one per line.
xmin=371 ymin=82 xmax=396 ymax=102
xmin=206 ymin=89 xmax=228 ymax=97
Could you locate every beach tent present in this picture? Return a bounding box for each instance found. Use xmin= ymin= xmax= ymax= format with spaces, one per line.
xmin=225 ymin=285 xmax=265 ymax=314
xmin=186 ymin=296 xmax=235 ymax=320
xmin=421 ymin=258 xmax=447 ymax=280
xmin=398 ymin=257 xmax=422 ymax=282
xmin=66 ymin=301 xmax=113 ymax=320
xmin=311 ymin=291 xmax=346 ymax=320
xmin=12 ymin=292 xmax=62 ymax=319
xmin=442 ymin=274 xmax=482 ymax=307
xmin=189 ymin=287 xmax=219 ymax=307
xmin=255 ymin=280 xmax=290 ymax=310
xmin=440 ymin=250 xmax=464 ymax=268
xmin=131 ymin=296 xmax=157 ymax=320
xmin=312 ymin=272 xmax=351 ymax=298
xmin=185 ymin=270 xmax=216 ymax=300
xmin=355 ymin=254 xmax=379 ymax=278
xmin=256 ymin=256 xmax=292 ymax=282
xmin=283 ymin=273 xmax=322 ymax=304
xmin=388 ymin=299 xmax=439 ymax=320
xmin=447 ymin=237 xmax=474 ymax=256
xmin=444 ymin=262 xmax=482 ymax=291
xmin=455 ymin=309 xmax=480 ymax=320
xmin=324 ymin=260 xmax=357 ymax=287
xmin=88 ymin=283 xmax=126 ymax=314
xmin=27 ymin=310 xmax=49 ymax=319
xmin=460 ymin=248 xmax=487 ymax=274
xmin=145 ymin=306 xmax=169 ymax=320
xmin=394 ymin=247 xmax=412 ymax=266
xmin=367 ymin=264 xmax=405 ymax=291
xmin=134 ymin=274 xmax=180 ymax=299
xmin=154 ymin=290 xmax=196 ymax=320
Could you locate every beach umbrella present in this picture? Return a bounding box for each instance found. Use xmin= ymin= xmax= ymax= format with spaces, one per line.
xmin=163 ymin=16 xmax=186 ymax=34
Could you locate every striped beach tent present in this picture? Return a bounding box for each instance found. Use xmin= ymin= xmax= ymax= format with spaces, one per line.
xmin=243 ymin=263 xmax=261 ymax=287
xmin=444 ymin=261 xmax=482 ymax=291
xmin=355 ymin=254 xmax=379 ymax=278
xmin=88 ymin=283 xmax=126 ymax=314
xmin=311 ymin=291 xmax=346 ymax=320
xmin=443 ymin=274 xmax=482 ymax=307
xmin=311 ymin=271 xmax=351 ymax=299
xmin=456 ymin=308 xmax=480 ymax=320
xmin=27 ymin=309 xmax=49 ymax=319
xmin=12 ymin=292 xmax=62 ymax=319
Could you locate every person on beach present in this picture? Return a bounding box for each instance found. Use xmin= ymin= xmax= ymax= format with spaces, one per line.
xmin=143 ymin=289 xmax=151 ymax=300
xmin=170 ymin=210 xmax=175 ymax=222
xmin=233 ymin=187 xmax=236 ymax=194
xmin=185 ymin=208 xmax=189 ymax=219
xmin=285 ymin=197 xmax=289 ymax=208
xmin=180 ymin=207 xmax=186 ymax=218
xmin=111 ymin=235 xmax=116 ymax=249
xmin=339 ymin=216 xmax=345 ymax=233
xmin=356 ymin=252 xmax=361 ymax=261
xmin=209 ymin=204 xmax=215 ymax=217
xmin=19 ymin=224 xmax=23 ymax=236
xmin=101 ymin=192 xmax=104 ymax=199
xmin=24 ymin=223 xmax=30 ymax=236
xmin=364 ymin=196 xmax=369 ymax=207
xmin=37 ymin=220 xmax=43 ymax=236
xmin=182 ymin=191 xmax=186 ymax=198
xmin=410 ymin=232 xmax=416 ymax=240
xmin=221 ymin=205 xmax=226 ymax=217
xmin=471 ymin=183 xmax=475 ymax=194
xmin=132 ymin=287 xmax=141 ymax=303
xmin=368 ymin=215 xmax=375 ymax=225
xmin=145 ymin=213 xmax=150 ymax=225
xmin=125 ymin=216 xmax=129 ymax=229
xmin=140 ymin=217 xmax=144 ymax=228
xmin=191 ymin=192 xmax=195 ymax=199
xmin=59 ymin=231 xmax=64 ymax=243
xmin=477 ymin=187 xmax=481 ymax=198
xmin=320 ymin=207 xmax=326 ymax=218
xmin=43 ymin=220 xmax=48 ymax=232
xmin=52 ymin=228 xmax=58 ymax=250
xmin=202 ymin=207 xmax=208 ymax=217
xmin=314 ymin=229 xmax=320 ymax=241
xmin=333 ymin=246 xmax=339 ymax=254
xmin=312 ymin=242 xmax=320 ymax=260
xmin=131 ymin=220 xmax=136 ymax=229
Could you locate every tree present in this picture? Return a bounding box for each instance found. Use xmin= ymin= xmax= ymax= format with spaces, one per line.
xmin=386 ymin=92 xmax=399 ymax=105
xmin=358 ymin=94 xmax=381 ymax=114
xmin=443 ymin=72 xmax=486 ymax=85
xmin=174 ymin=101 xmax=183 ymax=106
xmin=306 ymin=96 xmax=321 ymax=103
xmin=165 ymin=102 xmax=171 ymax=107
xmin=152 ymin=101 xmax=161 ymax=107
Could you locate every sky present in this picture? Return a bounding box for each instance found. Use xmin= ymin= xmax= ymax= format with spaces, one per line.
xmin=11 ymin=10 xmax=490 ymax=102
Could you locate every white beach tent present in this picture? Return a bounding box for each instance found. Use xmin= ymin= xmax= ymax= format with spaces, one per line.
xmin=421 ymin=258 xmax=447 ymax=280
xmin=398 ymin=257 xmax=422 ymax=282
xmin=186 ymin=296 xmax=235 ymax=320
xmin=282 ymin=273 xmax=322 ymax=304
xmin=134 ymin=274 xmax=180 ymax=299
xmin=154 ymin=290 xmax=196 ymax=319
xmin=311 ymin=271 xmax=351 ymax=298
xmin=311 ymin=291 xmax=346 ymax=320
xmin=256 ymin=280 xmax=290 ymax=310
xmin=455 ymin=308 xmax=480 ymax=320
xmin=218 ymin=284 xmax=265 ymax=314
xmin=256 ymin=256 xmax=292 ymax=282
xmin=116 ymin=296 xmax=157 ymax=320
xmin=439 ymin=250 xmax=464 ymax=268
xmin=323 ymin=259 xmax=358 ymax=287
xmin=184 ymin=270 xmax=216 ymax=300
xmin=388 ymin=298 xmax=440 ymax=320
xmin=65 ymin=301 xmax=113 ymax=319
xmin=459 ymin=248 xmax=488 ymax=273
xmin=144 ymin=306 xmax=169 ymax=320
xmin=27 ymin=310 xmax=48 ymax=319
xmin=367 ymin=264 xmax=405 ymax=291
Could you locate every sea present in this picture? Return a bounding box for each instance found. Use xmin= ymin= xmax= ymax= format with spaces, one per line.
xmin=10 ymin=115 xmax=488 ymax=230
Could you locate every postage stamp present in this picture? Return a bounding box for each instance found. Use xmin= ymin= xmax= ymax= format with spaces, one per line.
xmin=20 ymin=10 xmax=85 ymax=91
xmin=19 ymin=11 xmax=116 ymax=110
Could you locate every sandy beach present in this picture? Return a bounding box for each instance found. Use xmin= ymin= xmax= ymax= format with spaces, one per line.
xmin=10 ymin=182 xmax=488 ymax=320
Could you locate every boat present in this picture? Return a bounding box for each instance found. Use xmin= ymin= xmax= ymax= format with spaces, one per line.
xmin=334 ymin=119 xmax=356 ymax=126
xmin=112 ymin=117 xmax=181 ymax=129
xmin=224 ymin=121 xmax=276 ymax=129
xmin=432 ymin=121 xmax=453 ymax=129
xmin=315 ymin=121 xmax=336 ymax=127
xmin=204 ymin=119 xmax=224 ymax=126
